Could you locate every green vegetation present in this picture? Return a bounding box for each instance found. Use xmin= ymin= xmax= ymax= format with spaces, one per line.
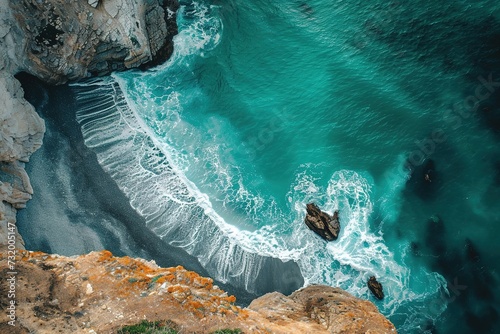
xmin=117 ymin=320 xmax=178 ymax=334
xmin=117 ymin=320 xmax=242 ymax=334
xmin=151 ymin=275 xmax=164 ymax=283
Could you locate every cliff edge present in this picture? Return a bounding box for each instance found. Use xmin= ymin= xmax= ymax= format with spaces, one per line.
xmin=0 ymin=251 xmax=396 ymax=333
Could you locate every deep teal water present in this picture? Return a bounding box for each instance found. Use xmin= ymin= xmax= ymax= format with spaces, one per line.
xmin=76 ymin=1 xmax=500 ymax=332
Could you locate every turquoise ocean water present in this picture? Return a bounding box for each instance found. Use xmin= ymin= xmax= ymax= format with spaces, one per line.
xmin=74 ymin=1 xmax=500 ymax=332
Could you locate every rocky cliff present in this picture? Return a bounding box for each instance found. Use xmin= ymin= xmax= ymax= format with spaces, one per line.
xmin=8 ymin=0 xmax=178 ymax=84
xmin=0 ymin=251 xmax=396 ymax=333
xmin=0 ymin=0 xmax=178 ymax=250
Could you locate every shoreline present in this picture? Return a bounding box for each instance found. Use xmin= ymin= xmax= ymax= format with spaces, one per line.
xmin=15 ymin=73 xmax=264 ymax=306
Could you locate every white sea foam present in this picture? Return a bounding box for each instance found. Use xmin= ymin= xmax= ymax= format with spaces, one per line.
xmin=286 ymin=167 xmax=447 ymax=323
xmin=377 ymin=153 xmax=412 ymax=226
xmin=73 ymin=75 xmax=307 ymax=295
xmin=151 ymin=1 xmax=223 ymax=71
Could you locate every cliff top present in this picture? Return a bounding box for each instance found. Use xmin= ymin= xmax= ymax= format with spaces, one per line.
xmin=0 ymin=250 xmax=396 ymax=333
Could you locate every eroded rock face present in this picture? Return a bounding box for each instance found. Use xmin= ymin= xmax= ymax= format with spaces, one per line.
xmin=0 ymin=73 xmax=45 ymax=163
xmin=0 ymin=251 xmax=397 ymax=334
xmin=0 ymin=72 xmax=44 ymax=250
xmin=304 ymin=203 xmax=340 ymax=241
xmin=9 ymin=0 xmax=179 ymax=84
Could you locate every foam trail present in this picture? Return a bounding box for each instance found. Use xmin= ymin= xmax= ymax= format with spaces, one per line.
xmin=377 ymin=153 xmax=412 ymax=226
xmin=73 ymin=76 xmax=303 ymax=295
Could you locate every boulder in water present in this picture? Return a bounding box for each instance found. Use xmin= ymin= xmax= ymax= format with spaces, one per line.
xmin=304 ymin=203 xmax=340 ymax=241
xmin=367 ymin=276 xmax=384 ymax=300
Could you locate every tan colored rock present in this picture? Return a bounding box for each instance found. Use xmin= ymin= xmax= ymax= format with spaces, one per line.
xmin=0 ymin=251 xmax=397 ymax=334
xmin=250 ymin=286 xmax=396 ymax=333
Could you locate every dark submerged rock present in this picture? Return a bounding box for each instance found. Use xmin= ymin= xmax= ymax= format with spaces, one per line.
xmin=304 ymin=203 xmax=340 ymax=241
xmin=465 ymin=306 xmax=499 ymax=332
xmin=367 ymin=276 xmax=384 ymax=300
xmin=410 ymin=241 xmax=421 ymax=256
xmin=464 ymin=238 xmax=480 ymax=263
xmin=422 ymin=320 xmax=439 ymax=334
xmin=298 ymin=3 xmax=313 ymax=16
xmin=425 ymin=215 xmax=446 ymax=256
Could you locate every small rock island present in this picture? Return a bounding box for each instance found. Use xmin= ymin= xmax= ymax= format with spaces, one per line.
xmin=304 ymin=203 xmax=340 ymax=241
xmin=368 ymin=276 xmax=384 ymax=300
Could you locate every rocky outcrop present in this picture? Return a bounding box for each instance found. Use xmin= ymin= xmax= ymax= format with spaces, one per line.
xmin=0 ymin=0 xmax=178 ymax=250
xmin=367 ymin=276 xmax=384 ymax=300
xmin=0 ymin=251 xmax=397 ymax=333
xmin=251 ymin=285 xmax=395 ymax=333
xmin=0 ymin=72 xmax=45 ymax=250
xmin=304 ymin=203 xmax=340 ymax=241
xmin=8 ymin=0 xmax=179 ymax=84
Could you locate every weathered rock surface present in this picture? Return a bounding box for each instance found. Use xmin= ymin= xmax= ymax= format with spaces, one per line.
xmin=8 ymin=0 xmax=179 ymax=84
xmin=0 ymin=251 xmax=397 ymax=333
xmin=0 ymin=72 xmax=44 ymax=250
xmin=251 ymin=285 xmax=396 ymax=333
xmin=367 ymin=276 xmax=384 ymax=300
xmin=304 ymin=203 xmax=340 ymax=241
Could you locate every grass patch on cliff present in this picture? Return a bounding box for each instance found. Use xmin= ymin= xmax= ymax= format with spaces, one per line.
xmin=117 ymin=320 xmax=242 ymax=334
xmin=117 ymin=320 xmax=178 ymax=334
